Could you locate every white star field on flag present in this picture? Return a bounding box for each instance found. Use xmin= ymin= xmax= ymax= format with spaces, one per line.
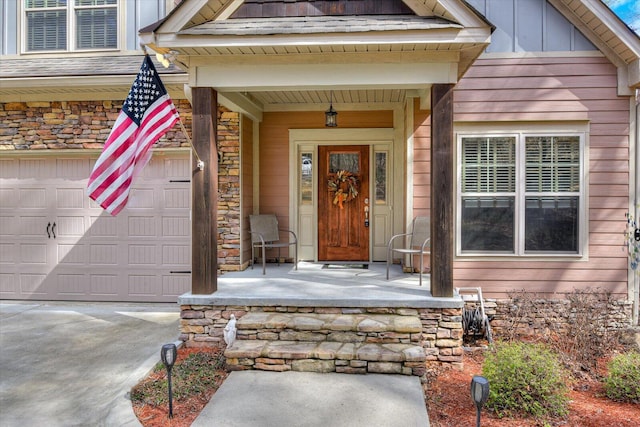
xmin=123 ymin=62 xmax=165 ymax=125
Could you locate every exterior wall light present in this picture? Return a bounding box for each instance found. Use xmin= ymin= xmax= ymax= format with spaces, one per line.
xmin=325 ymin=91 xmax=338 ymax=127
xmin=470 ymin=375 xmax=490 ymax=427
xmin=160 ymin=343 xmax=178 ymax=418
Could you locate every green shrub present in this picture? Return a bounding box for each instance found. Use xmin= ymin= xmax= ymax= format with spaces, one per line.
xmin=604 ymin=351 xmax=640 ymax=403
xmin=482 ymin=342 xmax=570 ymax=418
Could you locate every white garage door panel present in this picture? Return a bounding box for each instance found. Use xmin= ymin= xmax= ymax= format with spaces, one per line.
xmin=0 ymin=273 xmax=16 ymax=293
xmin=0 ymin=152 xmax=191 ymax=302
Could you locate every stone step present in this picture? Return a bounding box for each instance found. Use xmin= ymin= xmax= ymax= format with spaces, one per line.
xmin=225 ymin=340 xmax=427 ymax=376
xmin=236 ymin=312 xmax=423 ymax=344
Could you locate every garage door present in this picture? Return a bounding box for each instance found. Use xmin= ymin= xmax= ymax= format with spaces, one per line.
xmin=0 ymin=150 xmax=191 ymax=302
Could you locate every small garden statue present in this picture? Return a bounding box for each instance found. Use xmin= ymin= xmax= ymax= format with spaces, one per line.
xmin=224 ymin=314 xmax=237 ymax=347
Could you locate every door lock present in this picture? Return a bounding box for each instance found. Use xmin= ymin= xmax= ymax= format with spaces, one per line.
xmin=364 ymin=206 xmax=369 ymax=227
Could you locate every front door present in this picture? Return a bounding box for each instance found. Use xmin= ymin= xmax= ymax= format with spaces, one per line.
xmin=318 ymin=145 xmax=369 ymax=261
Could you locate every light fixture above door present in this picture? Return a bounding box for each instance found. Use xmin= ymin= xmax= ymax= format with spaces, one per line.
xmin=325 ymin=91 xmax=338 ymax=127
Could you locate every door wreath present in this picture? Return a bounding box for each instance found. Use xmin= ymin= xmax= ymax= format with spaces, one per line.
xmin=328 ymin=170 xmax=359 ymax=209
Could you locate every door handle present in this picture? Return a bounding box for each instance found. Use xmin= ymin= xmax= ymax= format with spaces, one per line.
xmin=364 ymin=206 xmax=369 ymax=227
xmin=51 ymin=222 xmax=56 ymax=239
xmin=46 ymin=222 xmax=51 ymax=239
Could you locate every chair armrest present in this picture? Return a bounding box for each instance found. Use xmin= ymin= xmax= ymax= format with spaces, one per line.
xmin=280 ymin=229 xmax=298 ymax=244
xmin=249 ymin=231 xmax=266 ymax=245
xmin=420 ymin=238 xmax=431 ymax=253
xmin=387 ymin=232 xmax=411 ymax=251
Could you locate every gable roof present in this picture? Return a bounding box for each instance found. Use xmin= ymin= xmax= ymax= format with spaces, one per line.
xmin=180 ymin=15 xmax=461 ymax=36
xmin=140 ymin=0 xmax=493 ymax=81
xmin=548 ymin=0 xmax=639 ymax=90
xmin=140 ymin=0 xmax=639 ymax=90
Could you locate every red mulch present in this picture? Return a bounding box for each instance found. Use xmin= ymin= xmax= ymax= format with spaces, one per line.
xmin=133 ymin=347 xmax=640 ymax=427
xmin=132 ymin=347 xmax=228 ymax=427
xmin=425 ymin=350 xmax=640 ymax=427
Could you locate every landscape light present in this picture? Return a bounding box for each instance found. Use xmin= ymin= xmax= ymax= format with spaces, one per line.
xmin=160 ymin=343 xmax=178 ymax=418
xmin=470 ymin=375 xmax=489 ymax=427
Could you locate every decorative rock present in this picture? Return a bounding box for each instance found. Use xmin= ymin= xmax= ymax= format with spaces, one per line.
xmin=225 ymin=340 xmax=266 ymax=358
xmin=292 ymin=316 xmax=326 ymax=331
xmin=392 ymin=316 xmax=422 ymax=332
xmin=314 ymin=342 xmax=342 ymax=359
xmin=266 ymin=341 xmax=317 ymax=359
xmin=292 ymin=359 xmax=335 ymax=373
xmin=279 ymin=331 xmax=326 ymax=342
xmin=357 ymin=318 xmax=387 ymax=332
xmin=255 ymin=363 xmax=291 ymax=372
xmin=368 ymin=362 xmax=402 ymax=374
xmin=327 ymin=332 xmax=366 ymax=343
xmin=337 ymin=366 xmax=367 ymax=374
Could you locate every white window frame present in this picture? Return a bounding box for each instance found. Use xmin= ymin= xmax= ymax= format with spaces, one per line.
xmin=456 ymin=123 xmax=588 ymax=258
xmin=21 ymin=0 xmax=119 ymax=54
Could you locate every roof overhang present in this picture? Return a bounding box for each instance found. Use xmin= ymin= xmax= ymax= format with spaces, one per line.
xmin=139 ymin=1 xmax=494 ymax=112
xmin=548 ymin=0 xmax=640 ymax=93
xmin=0 ymin=55 xmax=188 ymax=103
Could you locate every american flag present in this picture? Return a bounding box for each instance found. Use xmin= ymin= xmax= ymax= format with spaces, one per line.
xmin=87 ymin=55 xmax=180 ymax=216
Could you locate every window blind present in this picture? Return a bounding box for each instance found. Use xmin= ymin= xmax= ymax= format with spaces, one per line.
xmin=25 ymin=0 xmax=117 ymax=52
xmin=461 ymin=136 xmax=516 ymax=193
xmin=525 ymin=136 xmax=580 ymax=193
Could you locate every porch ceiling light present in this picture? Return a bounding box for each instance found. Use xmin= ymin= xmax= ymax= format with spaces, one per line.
xmin=325 ymin=91 xmax=338 ymax=127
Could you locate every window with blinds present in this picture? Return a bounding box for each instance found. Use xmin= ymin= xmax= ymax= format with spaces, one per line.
xmin=24 ymin=0 xmax=117 ymax=52
xmin=524 ymin=136 xmax=580 ymax=252
xmin=459 ymin=133 xmax=583 ymax=255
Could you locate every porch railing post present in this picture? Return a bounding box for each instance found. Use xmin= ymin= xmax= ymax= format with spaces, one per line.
xmin=191 ymin=87 xmax=218 ymax=295
xmin=431 ymin=84 xmax=454 ymax=298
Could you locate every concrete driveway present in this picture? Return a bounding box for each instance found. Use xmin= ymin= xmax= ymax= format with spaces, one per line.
xmin=0 ymin=301 xmax=180 ymax=427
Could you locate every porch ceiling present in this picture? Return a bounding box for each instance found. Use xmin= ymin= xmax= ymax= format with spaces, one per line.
xmin=222 ymin=88 xmax=411 ymax=114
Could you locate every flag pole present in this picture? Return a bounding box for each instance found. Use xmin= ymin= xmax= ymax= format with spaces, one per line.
xmin=177 ymin=119 xmax=205 ymax=171
xmin=140 ymin=42 xmax=205 ymax=171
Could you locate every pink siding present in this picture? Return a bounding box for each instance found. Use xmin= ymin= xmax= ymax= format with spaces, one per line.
xmin=412 ymin=98 xmax=431 ymax=218
xmin=449 ymin=56 xmax=630 ymax=298
xmin=257 ymin=110 xmax=393 ymax=258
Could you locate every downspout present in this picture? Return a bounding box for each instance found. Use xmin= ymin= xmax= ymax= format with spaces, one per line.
xmin=634 ymin=90 xmax=639 ymax=326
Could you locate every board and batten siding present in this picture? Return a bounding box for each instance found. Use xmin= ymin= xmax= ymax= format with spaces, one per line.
xmin=258 ymin=110 xmax=393 ymax=259
xmin=448 ymin=56 xmax=630 ymax=298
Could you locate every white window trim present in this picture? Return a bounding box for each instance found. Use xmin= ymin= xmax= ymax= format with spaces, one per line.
xmin=455 ymin=122 xmax=589 ymax=259
xmin=20 ymin=0 xmax=120 ymax=54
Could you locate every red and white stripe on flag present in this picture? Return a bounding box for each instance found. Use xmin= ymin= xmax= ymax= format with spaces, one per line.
xmin=87 ymin=55 xmax=179 ymax=216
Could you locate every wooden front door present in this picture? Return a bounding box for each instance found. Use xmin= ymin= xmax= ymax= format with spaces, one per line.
xmin=318 ymin=145 xmax=369 ymax=261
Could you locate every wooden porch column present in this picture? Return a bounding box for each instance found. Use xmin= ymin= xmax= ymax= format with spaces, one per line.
xmin=430 ymin=84 xmax=454 ymax=297
xmin=191 ymin=87 xmax=218 ymax=294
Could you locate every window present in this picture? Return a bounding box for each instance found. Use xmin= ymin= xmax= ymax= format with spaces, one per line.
xmin=24 ymin=0 xmax=118 ymax=52
xmin=300 ymin=152 xmax=312 ymax=205
xmin=458 ymin=132 xmax=584 ymax=256
xmin=374 ymin=151 xmax=387 ymax=204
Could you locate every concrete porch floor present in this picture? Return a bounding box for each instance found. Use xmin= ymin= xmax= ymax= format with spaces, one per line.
xmin=178 ymin=261 xmax=462 ymax=309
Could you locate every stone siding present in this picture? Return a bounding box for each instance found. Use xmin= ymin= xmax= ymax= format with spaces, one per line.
xmin=0 ymin=100 xmax=242 ymax=269
xmin=217 ymin=110 xmax=241 ymax=271
xmin=467 ymin=297 xmax=633 ymax=338
xmin=179 ymin=304 xmax=464 ymax=370
xmin=0 ymin=100 xmax=192 ymax=150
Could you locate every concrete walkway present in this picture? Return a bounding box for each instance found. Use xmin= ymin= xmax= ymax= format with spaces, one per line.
xmin=192 ymin=370 xmax=430 ymax=427
xmin=0 ymin=301 xmax=179 ymax=427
